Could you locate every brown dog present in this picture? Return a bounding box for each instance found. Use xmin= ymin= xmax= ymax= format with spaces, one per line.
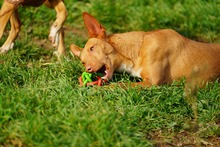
xmin=70 ymin=12 xmax=220 ymax=87
xmin=0 ymin=0 xmax=67 ymax=55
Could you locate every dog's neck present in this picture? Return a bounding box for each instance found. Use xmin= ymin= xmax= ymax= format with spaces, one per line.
xmin=108 ymin=48 xmax=134 ymax=71
xmin=106 ymin=32 xmax=145 ymax=75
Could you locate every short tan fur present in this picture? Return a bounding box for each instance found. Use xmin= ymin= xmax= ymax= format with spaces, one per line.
xmin=71 ymin=12 xmax=220 ymax=87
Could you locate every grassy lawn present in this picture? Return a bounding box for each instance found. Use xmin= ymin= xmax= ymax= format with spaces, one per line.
xmin=0 ymin=0 xmax=219 ymax=146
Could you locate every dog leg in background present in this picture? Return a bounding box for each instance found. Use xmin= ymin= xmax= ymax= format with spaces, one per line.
xmin=0 ymin=1 xmax=18 ymax=53
xmin=0 ymin=1 xmax=14 ymax=39
xmin=45 ymin=0 xmax=68 ymax=56
xmin=0 ymin=9 xmax=21 ymax=53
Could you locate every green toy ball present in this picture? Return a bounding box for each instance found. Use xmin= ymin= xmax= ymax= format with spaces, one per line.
xmin=79 ymin=72 xmax=104 ymax=87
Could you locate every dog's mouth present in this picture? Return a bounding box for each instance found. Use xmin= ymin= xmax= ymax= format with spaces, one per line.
xmin=97 ymin=65 xmax=112 ymax=81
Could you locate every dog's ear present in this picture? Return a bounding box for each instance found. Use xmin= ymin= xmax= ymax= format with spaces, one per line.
xmin=83 ymin=12 xmax=106 ymax=39
xmin=70 ymin=44 xmax=82 ymax=57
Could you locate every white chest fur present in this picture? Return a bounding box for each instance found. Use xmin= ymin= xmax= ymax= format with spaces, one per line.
xmin=117 ymin=64 xmax=142 ymax=78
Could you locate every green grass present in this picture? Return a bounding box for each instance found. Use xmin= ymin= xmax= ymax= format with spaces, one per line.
xmin=0 ymin=0 xmax=220 ymax=146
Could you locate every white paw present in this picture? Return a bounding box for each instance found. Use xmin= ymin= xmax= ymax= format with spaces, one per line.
xmin=49 ymin=24 xmax=60 ymax=47
xmin=0 ymin=42 xmax=14 ymax=54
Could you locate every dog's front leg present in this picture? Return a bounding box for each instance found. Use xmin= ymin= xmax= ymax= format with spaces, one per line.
xmin=0 ymin=9 xmax=21 ymax=53
xmin=45 ymin=0 xmax=67 ymax=56
xmin=0 ymin=1 xmax=14 ymax=39
xmin=0 ymin=1 xmax=16 ymax=53
xmin=106 ymin=80 xmax=153 ymax=89
xmin=126 ymin=78 xmax=154 ymax=88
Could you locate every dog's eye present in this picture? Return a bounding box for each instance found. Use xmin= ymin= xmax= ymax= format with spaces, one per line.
xmin=90 ymin=46 xmax=94 ymax=51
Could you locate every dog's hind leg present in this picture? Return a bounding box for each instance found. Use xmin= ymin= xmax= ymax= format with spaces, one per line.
xmin=44 ymin=0 xmax=68 ymax=56
xmin=0 ymin=9 xmax=21 ymax=53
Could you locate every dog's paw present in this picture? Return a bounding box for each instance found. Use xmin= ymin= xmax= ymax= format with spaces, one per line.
xmin=52 ymin=50 xmax=63 ymax=60
xmin=0 ymin=49 xmax=7 ymax=54
xmin=49 ymin=24 xmax=61 ymax=47
xmin=0 ymin=43 xmax=14 ymax=54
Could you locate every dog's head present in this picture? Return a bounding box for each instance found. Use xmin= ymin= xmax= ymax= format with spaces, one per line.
xmin=70 ymin=12 xmax=115 ymax=80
